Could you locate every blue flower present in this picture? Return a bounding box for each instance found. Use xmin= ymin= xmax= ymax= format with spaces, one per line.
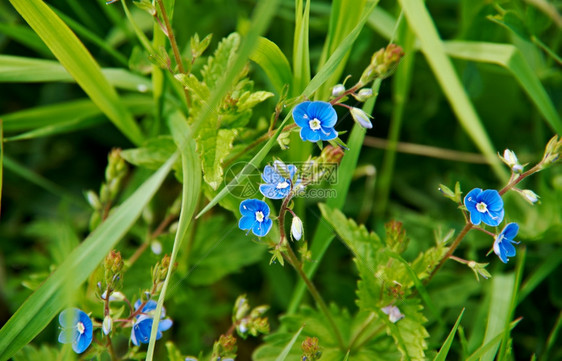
xmin=131 ymin=300 xmax=173 ymax=346
xmin=292 ymin=101 xmax=338 ymax=142
xmin=58 ymin=308 xmax=93 ymax=354
xmin=493 ymin=223 xmax=520 ymax=263
xmin=259 ymin=161 xmax=298 ymax=199
xmin=464 ymin=188 xmax=504 ymax=226
xmin=239 ymin=199 xmax=272 ymax=237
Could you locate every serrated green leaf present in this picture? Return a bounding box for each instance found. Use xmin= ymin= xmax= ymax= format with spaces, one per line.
xmin=202 ymin=33 xmax=241 ymax=89
xmin=199 ymin=128 xmax=237 ymax=190
xmin=238 ymin=90 xmax=274 ymax=110
xmin=391 ymin=301 xmax=429 ymax=361
xmin=121 ymin=136 xmax=177 ymax=170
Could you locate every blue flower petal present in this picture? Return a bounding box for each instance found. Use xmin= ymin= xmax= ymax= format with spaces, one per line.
xmin=469 ymin=209 xmax=482 ymax=226
xmin=259 ymin=184 xmax=284 ymax=199
xmin=480 ymin=189 xmax=503 ymax=211
xmin=240 ymin=199 xmax=262 ymax=215
xmin=59 ymin=308 xmax=79 ymax=327
xmin=300 ymin=127 xmax=321 ymax=142
xmin=480 ymin=208 xmax=504 ymax=227
xmin=464 ymin=188 xmax=482 ymax=211
xmin=159 ymin=318 xmax=173 ymax=332
xmin=307 ymin=101 xmax=337 ymax=128
xmin=292 ymin=101 xmax=312 ymax=127
xmin=502 ymin=223 xmax=519 ymax=239
xmin=238 ymin=215 xmax=255 ymax=230
xmin=286 ymin=164 xmax=297 ymax=180
xmin=75 ymin=331 xmax=92 ymax=354
xmin=501 ymin=240 xmax=517 ymax=257
xmin=58 ymin=329 xmax=72 ymax=344
xmin=253 ymin=218 xmax=272 ymax=237
xmin=261 ymin=165 xmax=277 ymax=184
xmin=319 ymin=126 xmax=338 ymax=141
xmin=131 ymin=327 xmax=140 ymax=346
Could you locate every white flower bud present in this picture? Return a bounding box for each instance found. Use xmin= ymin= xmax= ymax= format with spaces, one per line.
xmin=521 ymin=189 xmax=539 ymax=204
xmin=352 ymin=88 xmax=373 ymax=102
xmin=291 ymin=216 xmax=303 ymax=241
xmin=151 ymin=240 xmax=162 ymax=255
xmin=85 ymin=190 xmax=102 ymax=210
xmin=350 ymin=107 xmax=373 ymax=129
xmin=102 ymin=315 xmax=112 ymax=335
xmin=331 ymin=84 xmax=345 ymax=97
xmin=500 ymin=149 xmax=523 ymax=173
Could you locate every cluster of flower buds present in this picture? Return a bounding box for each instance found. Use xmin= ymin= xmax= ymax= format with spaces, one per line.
xmin=152 ymin=254 xmax=174 ymax=293
xmin=211 ymin=334 xmax=237 ymax=361
xmin=541 ymin=135 xmax=562 ymax=168
xmin=360 ymin=44 xmax=405 ymax=85
xmin=301 ymin=337 xmax=322 ymax=361
xmin=104 ymin=250 xmax=124 ymax=291
xmin=87 ymin=149 xmax=128 ymax=230
xmin=499 ymin=149 xmax=524 ymax=173
xmin=232 ymin=295 xmax=270 ymax=338
xmin=385 ymin=221 xmax=409 ymax=254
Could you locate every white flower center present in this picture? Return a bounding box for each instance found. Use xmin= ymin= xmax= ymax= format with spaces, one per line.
xmin=255 ymin=211 xmax=264 ymax=222
xmin=309 ymin=118 xmax=321 ymax=130
xmin=476 ymin=202 xmax=488 ymax=213
xmin=77 ymin=322 xmax=85 ymax=334
xmin=276 ymin=181 xmax=289 ymax=189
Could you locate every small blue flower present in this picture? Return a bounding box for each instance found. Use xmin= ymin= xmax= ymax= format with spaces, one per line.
xmin=259 ymin=161 xmax=298 ymax=199
xmin=239 ymin=199 xmax=273 ymax=237
xmin=464 ymin=188 xmax=504 ymax=226
xmin=292 ymin=101 xmax=338 ymax=142
xmin=493 ymin=223 xmax=520 ymax=263
xmin=58 ymin=308 xmax=93 ymax=354
xmin=131 ymin=300 xmax=173 ymax=346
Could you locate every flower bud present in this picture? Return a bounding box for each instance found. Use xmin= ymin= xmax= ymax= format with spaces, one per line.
xmin=360 ymin=44 xmax=404 ymax=84
xmin=234 ymin=294 xmax=250 ymax=321
xmin=350 ymin=107 xmax=373 ymax=129
xmin=291 ymin=216 xmax=303 ymax=241
xmin=352 ymin=88 xmax=373 ymax=102
xmin=302 ymin=337 xmax=321 ymax=361
xmin=331 ymin=84 xmax=345 ymax=97
xmin=499 ymin=149 xmax=523 ymax=173
xmin=85 ymin=190 xmax=102 ymax=210
xmin=541 ymin=135 xmax=562 ymax=168
xmin=151 ymin=240 xmax=163 ymax=255
xmin=102 ymin=315 xmax=112 ymax=335
xmin=104 ymin=250 xmax=123 ymax=290
xmin=521 ymin=189 xmax=539 ymax=204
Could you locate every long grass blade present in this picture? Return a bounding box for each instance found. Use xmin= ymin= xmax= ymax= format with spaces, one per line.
xmin=0 ymin=155 xmax=177 ymax=361
xmin=0 ymin=119 xmax=3 ymax=217
xmin=434 ymin=309 xmax=465 ymax=361
xmin=9 ymin=0 xmax=145 ymax=145
xmin=397 ymin=0 xmax=508 ymax=180
xmin=465 ymin=319 xmax=521 ymax=361
xmin=250 ymin=36 xmax=293 ymax=95
xmin=145 ymin=113 xmax=201 ymax=361
xmin=292 ymin=0 xmax=311 ymax=95
xmin=275 ymin=326 xmax=304 ymax=361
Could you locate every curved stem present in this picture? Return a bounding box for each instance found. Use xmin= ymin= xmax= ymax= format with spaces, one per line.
xmin=427 ymin=222 xmax=473 ymax=283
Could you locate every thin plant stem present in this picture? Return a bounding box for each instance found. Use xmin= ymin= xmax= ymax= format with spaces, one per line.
xmin=348 ymin=312 xmax=376 ymax=349
xmin=277 ymin=191 xmax=346 ymax=350
xmin=155 ymin=0 xmax=191 ymax=106
xmin=427 ymin=222 xmax=473 ymax=283
xmin=352 ymin=323 xmax=386 ymax=350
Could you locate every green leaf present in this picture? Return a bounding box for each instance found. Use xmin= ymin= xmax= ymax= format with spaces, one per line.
xmin=121 ymin=136 xmax=177 ymax=170
xmin=397 ymin=0 xmax=508 ymax=181
xmin=275 ymin=326 xmax=304 ymax=361
xmin=465 ymin=319 xmax=521 ymax=361
xmin=434 ymin=309 xmax=465 ymax=361
xmin=0 ymin=155 xmax=177 ymax=361
xmin=201 ymin=33 xmax=241 ymax=89
xmin=9 ymin=0 xmax=144 ymax=145
xmin=199 ymin=128 xmax=238 ymax=190
xmin=385 ymin=301 xmax=429 ymax=361
xmin=145 ymin=113 xmax=202 ymax=361
xmin=292 ymin=0 xmax=311 ymax=95
xmin=250 ymin=36 xmax=293 ymax=94
xmin=13 ymin=344 xmax=60 ymax=361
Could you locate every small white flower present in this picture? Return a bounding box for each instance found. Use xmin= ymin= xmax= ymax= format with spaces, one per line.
xmin=382 ymin=305 xmax=404 ymax=323
xmin=291 ymin=216 xmax=303 ymax=241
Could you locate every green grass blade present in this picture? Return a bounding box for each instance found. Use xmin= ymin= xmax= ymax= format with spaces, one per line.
xmin=434 ymin=309 xmax=465 ymax=361
xmin=275 ymin=326 xmax=304 ymax=361
xmin=2 ymin=156 xmax=87 ymax=207
xmin=465 ymin=319 xmax=521 ymax=361
xmin=145 ymin=113 xmax=201 ymax=361
xmin=397 ymin=0 xmax=507 ymax=180
xmin=0 ymin=155 xmax=177 ymax=361
xmin=443 ymin=41 xmax=562 ymax=135
xmin=250 ymin=36 xmax=293 ymax=95
xmin=315 ymin=0 xmax=368 ymax=99
xmin=0 ymin=119 xmax=3 ymax=217
xmin=518 ymin=248 xmax=562 ymax=303
xmin=0 ymin=55 xmax=152 ymax=92
xmin=0 ymin=22 xmax=51 ymax=57
xmin=1 ymin=95 xmax=153 ymax=134
xmin=197 ymin=1 xmax=377 ymax=219
xmin=9 ymin=0 xmax=144 ymax=145
xmin=292 ymin=0 xmax=311 ymax=95
xmin=542 ymin=311 xmax=562 ymax=361
xmin=479 ymin=273 xmax=515 ymax=361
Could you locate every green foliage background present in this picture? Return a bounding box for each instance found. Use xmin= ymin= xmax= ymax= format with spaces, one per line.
xmin=0 ymin=0 xmax=561 ymax=360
